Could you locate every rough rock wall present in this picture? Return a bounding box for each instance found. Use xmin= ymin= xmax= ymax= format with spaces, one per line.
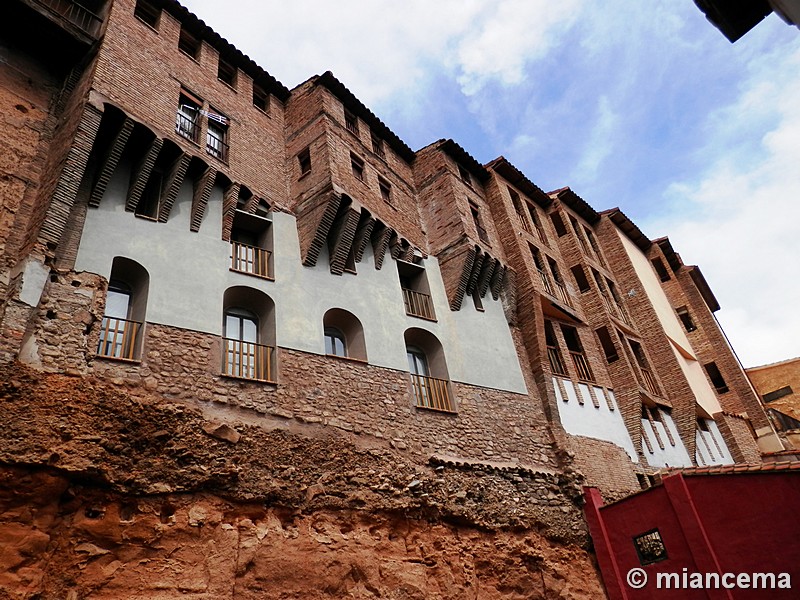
xmin=0 ymin=365 xmax=606 ymax=599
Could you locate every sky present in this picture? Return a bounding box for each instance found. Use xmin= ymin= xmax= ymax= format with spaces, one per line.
xmin=179 ymin=0 xmax=800 ymax=368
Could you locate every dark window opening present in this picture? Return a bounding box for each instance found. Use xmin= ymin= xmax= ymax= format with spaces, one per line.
xmin=344 ymin=109 xmax=359 ymax=134
xmin=529 ymin=244 xmax=545 ymax=271
xmin=350 ymin=153 xmax=365 ymax=181
xmin=570 ymin=265 xmax=590 ymax=293
xmin=676 ymin=306 xmax=697 ymax=332
xmin=545 ymin=320 xmax=566 ymax=376
xmin=469 ymin=201 xmax=489 ymax=244
xmin=379 ymin=177 xmax=392 ymax=203
xmin=253 ymin=84 xmax=269 ymax=112
xmin=135 ymin=172 xmax=163 ymax=220
xmin=769 ymin=408 xmax=800 ymax=432
xmin=458 ymin=164 xmax=472 ymax=186
xmin=218 ymin=57 xmax=237 ymax=87
xmin=763 ymin=386 xmax=793 ymax=403
xmin=550 ymin=212 xmax=568 ymax=236
xmin=298 ymin=147 xmax=311 ymax=176
xmin=561 ymin=324 xmax=593 ymax=381
xmin=634 ymin=530 xmax=668 ymax=565
xmin=134 ymin=0 xmax=160 ymax=28
xmin=652 ymin=257 xmax=671 ymax=282
xmin=371 ymin=133 xmax=385 ymax=159
xmin=704 ymin=362 xmax=729 ymax=394
xmin=178 ymin=27 xmax=201 ymax=60
xmin=547 ymin=257 xmax=563 ymax=284
xmin=596 ymin=326 xmax=619 ymax=363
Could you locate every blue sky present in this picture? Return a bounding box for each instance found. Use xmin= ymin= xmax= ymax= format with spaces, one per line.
xmin=179 ymin=0 xmax=800 ymax=367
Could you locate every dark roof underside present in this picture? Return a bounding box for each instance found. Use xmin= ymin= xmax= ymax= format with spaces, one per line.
xmin=485 ymin=157 xmax=552 ymax=208
xmin=604 ymin=208 xmax=652 ymax=252
xmin=655 ymin=237 xmax=683 ymax=272
xmin=439 ymin=139 xmax=491 ymax=183
xmin=693 ymin=0 xmax=772 ymax=42
xmin=688 ymin=266 xmax=721 ymax=312
xmin=553 ymin=188 xmax=600 ymax=225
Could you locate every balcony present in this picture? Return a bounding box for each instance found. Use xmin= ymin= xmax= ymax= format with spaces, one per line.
xmin=640 ymin=367 xmax=660 ymax=396
xmin=538 ymin=269 xmax=573 ymax=308
xmin=403 ymin=288 xmax=435 ymax=321
xmin=222 ymin=338 xmax=275 ymax=383
xmin=96 ymin=316 xmax=141 ymax=361
xmin=33 ymin=0 xmax=102 ymax=39
xmin=517 ymin=212 xmax=532 ymax=234
xmin=176 ymin=112 xmax=200 ymax=144
xmin=547 ymin=345 xmax=567 ymax=376
xmin=206 ymin=132 xmax=229 ymax=163
xmin=570 ymin=351 xmax=593 ymax=382
xmin=409 ymin=374 xmax=454 ymax=412
xmin=231 ymin=242 xmax=272 ymax=280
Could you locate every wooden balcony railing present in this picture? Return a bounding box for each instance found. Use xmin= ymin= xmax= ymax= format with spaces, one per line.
xmin=231 ymin=242 xmax=272 ymax=279
xmin=222 ymin=338 xmax=275 ymax=382
xmin=640 ymin=367 xmax=660 ymax=396
xmin=570 ymin=351 xmax=594 ymax=382
xmin=534 ymin=224 xmax=547 ymax=245
xmin=36 ymin=0 xmax=103 ymax=38
xmin=403 ymin=288 xmax=435 ymax=320
xmin=409 ymin=374 xmax=454 ymax=412
xmin=547 ymin=345 xmax=567 ymax=376
xmin=96 ymin=316 xmax=141 ymax=360
xmin=517 ymin=212 xmax=532 ymax=234
xmin=551 ymin=278 xmax=574 ymax=308
xmin=176 ymin=111 xmax=200 ymax=143
xmin=538 ymin=269 xmax=573 ymax=308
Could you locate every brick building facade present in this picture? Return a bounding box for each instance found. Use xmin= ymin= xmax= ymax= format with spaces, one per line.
xmin=1 ymin=0 xmax=783 ymax=514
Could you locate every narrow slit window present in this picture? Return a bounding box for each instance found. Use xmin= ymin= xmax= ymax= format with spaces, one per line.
xmin=350 ymin=153 xmax=365 ymax=181
xmin=253 ymin=84 xmax=269 ymax=112
xmin=298 ymin=147 xmax=311 ymax=176
xmin=379 ymin=177 xmax=392 ymax=203
xmin=218 ymin=57 xmax=237 ymax=88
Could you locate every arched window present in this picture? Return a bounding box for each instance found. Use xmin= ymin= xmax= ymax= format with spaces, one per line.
xmin=404 ymin=328 xmax=453 ymax=412
xmin=97 ymin=257 xmax=149 ymax=360
xmin=324 ymin=327 xmax=347 ymax=357
xmin=322 ymin=308 xmax=366 ymax=361
xmin=222 ymin=287 xmax=276 ymax=382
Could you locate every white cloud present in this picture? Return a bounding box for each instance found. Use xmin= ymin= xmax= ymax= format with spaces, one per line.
xmin=647 ymin=46 xmax=800 ymax=367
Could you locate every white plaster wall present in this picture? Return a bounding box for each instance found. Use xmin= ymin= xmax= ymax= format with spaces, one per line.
xmin=616 ymin=229 xmax=722 ymax=416
xmin=695 ymin=420 xmax=734 ymax=466
xmin=74 ymin=163 xmax=527 ymax=393
xmin=640 ymin=413 xmax=693 ymax=468
xmin=554 ymin=378 xmax=638 ymax=462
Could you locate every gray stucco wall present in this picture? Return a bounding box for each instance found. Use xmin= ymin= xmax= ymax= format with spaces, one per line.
xmin=74 ymin=162 xmax=528 ymax=394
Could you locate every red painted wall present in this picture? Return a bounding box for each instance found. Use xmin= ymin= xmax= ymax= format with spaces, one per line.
xmin=585 ymin=471 xmax=800 ymax=600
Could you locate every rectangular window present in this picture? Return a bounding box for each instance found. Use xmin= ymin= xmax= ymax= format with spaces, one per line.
xmin=545 ymin=320 xmax=566 ymax=376
xmin=561 ymin=324 xmax=593 ymax=381
xmin=134 ymin=0 xmax=160 ymax=28
xmin=345 ymin=109 xmax=359 ymax=134
xmin=218 ymin=57 xmax=237 ymax=88
xmin=178 ymin=26 xmax=201 ymax=60
xmin=176 ymin=89 xmax=201 ymax=144
xmin=252 ymin=84 xmax=269 ymax=112
xmin=569 ymin=215 xmax=592 ymax=255
xmin=469 ymin=201 xmax=489 ymax=243
xmin=704 ymin=362 xmax=729 ymax=394
xmin=570 ymin=265 xmax=590 ymax=293
xmin=458 ymin=164 xmax=472 ymax=186
xmin=371 ymin=133 xmax=386 ymax=159
xmin=676 ymin=306 xmax=697 ymax=332
xmin=379 ymin=177 xmax=392 ymax=203
xmin=550 ymin=212 xmax=568 ymax=236
xmin=633 ymin=529 xmax=668 ymax=566
xmin=298 ymin=147 xmax=311 ymax=176
xmin=206 ymin=109 xmax=229 ymax=162
xmin=350 ymin=153 xmax=365 ymax=181
xmin=528 ymin=203 xmax=547 ymax=243
xmin=652 ymin=257 xmax=671 ymax=282
xmin=763 ymin=386 xmax=793 ymax=403
xmin=596 ymin=327 xmax=619 ymax=363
